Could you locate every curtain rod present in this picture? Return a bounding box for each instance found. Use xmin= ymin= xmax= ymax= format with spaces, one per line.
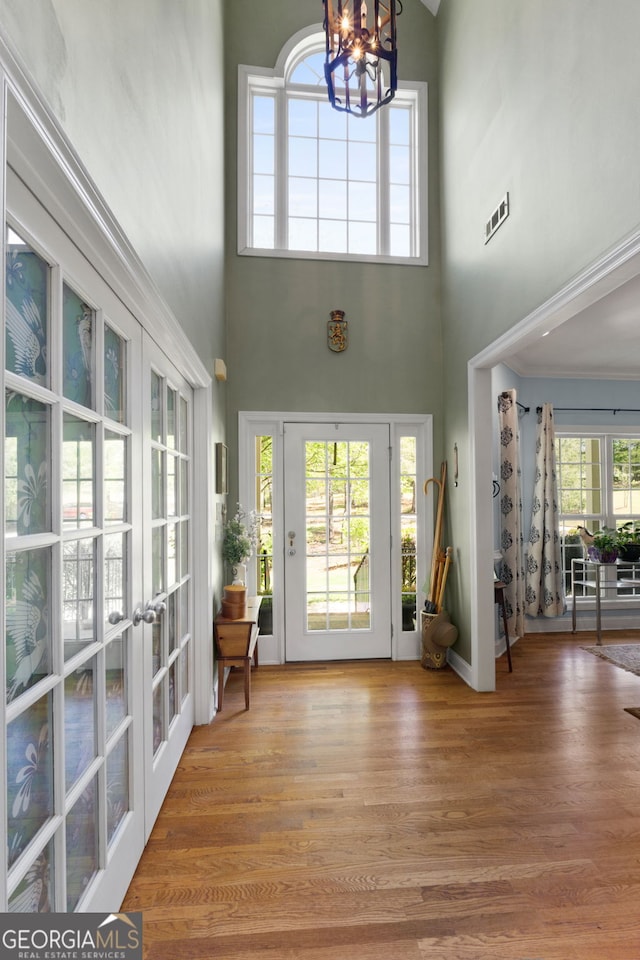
xmin=497 ymin=393 xmax=530 ymax=414
xmin=536 ymin=406 xmax=640 ymax=415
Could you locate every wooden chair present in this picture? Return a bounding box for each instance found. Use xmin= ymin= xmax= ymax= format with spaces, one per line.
xmin=214 ymin=616 xmax=259 ymax=711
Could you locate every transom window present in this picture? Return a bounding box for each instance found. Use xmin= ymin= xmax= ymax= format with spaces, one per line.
xmin=238 ymin=31 xmax=428 ymax=265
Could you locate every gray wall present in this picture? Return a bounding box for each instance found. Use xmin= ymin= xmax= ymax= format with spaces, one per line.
xmin=223 ymin=0 xmax=442 ymax=498
xmin=439 ymin=0 xmax=640 ymax=662
xmin=0 ymin=0 xmax=228 ymax=601
xmin=0 ymin=0 xmax=226 ymax=382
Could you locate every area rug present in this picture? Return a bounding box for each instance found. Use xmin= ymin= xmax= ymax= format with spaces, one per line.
xmin=583 ymin=643 xmax=640 ymax=678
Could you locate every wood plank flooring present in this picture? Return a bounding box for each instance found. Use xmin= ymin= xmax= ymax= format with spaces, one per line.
xmin=122 ymin=633 xmax=640 ymax=959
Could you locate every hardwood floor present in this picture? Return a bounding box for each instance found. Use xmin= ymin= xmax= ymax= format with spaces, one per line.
xmin=123 ymin=633 xmax=640 ymax=959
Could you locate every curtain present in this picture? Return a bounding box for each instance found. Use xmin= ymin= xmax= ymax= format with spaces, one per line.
xmin=525 ymin=403 xmax=565 ymax=617
xmin=498 ymin=390 xmax=525 ymax=640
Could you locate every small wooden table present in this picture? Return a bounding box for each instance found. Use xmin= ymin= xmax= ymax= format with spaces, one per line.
xmin=214 ymin=597 xmax=261 ymax=711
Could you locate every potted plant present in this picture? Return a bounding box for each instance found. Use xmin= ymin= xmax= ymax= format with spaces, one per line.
xmin=588 ymin=527 xmax=619 ymax=563
xmin=222 ymin=505 xmax=260 ymax=583
xmin=615 ymin=521 xmax=640 ymax=562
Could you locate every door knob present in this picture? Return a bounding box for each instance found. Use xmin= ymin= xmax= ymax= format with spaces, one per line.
xmin=133 ymin=605 xmax=156 ymax=626
xmin=108 ymin=611 xmax=125 ymax=625
xmin=148 ymin=598 xmax=166 ymax=616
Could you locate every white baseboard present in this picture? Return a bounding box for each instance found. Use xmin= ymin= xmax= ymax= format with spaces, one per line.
xmin=447 ymin=646 xmax=474 ymax=686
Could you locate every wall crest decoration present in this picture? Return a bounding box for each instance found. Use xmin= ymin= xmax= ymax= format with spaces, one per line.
xmin=327 ymin=309 xmax=348 ymax=352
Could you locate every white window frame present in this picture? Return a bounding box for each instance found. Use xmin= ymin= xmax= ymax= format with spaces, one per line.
xmin=237 ymin=25 xmax=428 ymax=267
xmin=557 ymin=426 xmax=640 ymax=604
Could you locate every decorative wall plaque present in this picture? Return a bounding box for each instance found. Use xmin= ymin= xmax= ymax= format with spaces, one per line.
xmin=327 ymin=309 xmax=348 ymax=352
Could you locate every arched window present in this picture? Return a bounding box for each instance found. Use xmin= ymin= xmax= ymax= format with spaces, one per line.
xmin=238 ymin=27 xmax=428 ymax=265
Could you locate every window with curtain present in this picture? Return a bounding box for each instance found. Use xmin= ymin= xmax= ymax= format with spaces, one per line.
xmin=557 ymin=432 xmax=640 ymax=597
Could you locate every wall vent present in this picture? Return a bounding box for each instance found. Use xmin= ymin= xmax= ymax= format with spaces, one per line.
xmin=485 ymin=193 xmax=510 ymax=244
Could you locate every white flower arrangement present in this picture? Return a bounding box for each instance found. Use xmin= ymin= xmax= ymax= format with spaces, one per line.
xmin=222 ymin=505 xmax=260 ymax=565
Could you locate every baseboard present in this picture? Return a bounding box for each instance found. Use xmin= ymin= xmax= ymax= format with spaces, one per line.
xmin=447 ymin=646 xmax=473 ymax=686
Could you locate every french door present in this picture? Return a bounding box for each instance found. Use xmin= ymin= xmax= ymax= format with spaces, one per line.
xmin=3 ymin=171 xmax=194 ymax=910
xmin=283 ymin=422 xmax=392 ymax=660
xmin=142 ymin=336 xmax=193 ymax=833
xmin=4 ymin=170 xmax=145 ymax=910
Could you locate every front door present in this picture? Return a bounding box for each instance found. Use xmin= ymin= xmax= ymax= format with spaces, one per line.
xmin=283 ymin=422 xmax=391 ymax=660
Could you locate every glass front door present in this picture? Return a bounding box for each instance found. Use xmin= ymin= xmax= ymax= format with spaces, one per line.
xmin=283 ymin=422 xmax=392 ymax=660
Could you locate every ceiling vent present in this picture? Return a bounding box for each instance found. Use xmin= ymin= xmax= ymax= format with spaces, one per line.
xmin=485 ymin=193 xmax=509 ymax=244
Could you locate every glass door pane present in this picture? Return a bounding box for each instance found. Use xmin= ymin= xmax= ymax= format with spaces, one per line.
xmin=5 ymin=227 xmax=48 ymax=386
xmin=5 ymin=391 xmax=50 ymax=537
xmin=304 ymin=439 xmax=372 ymax=631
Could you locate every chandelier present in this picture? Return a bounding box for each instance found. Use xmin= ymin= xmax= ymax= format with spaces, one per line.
xmin=323 ymin=1 xmax=401 ymax=119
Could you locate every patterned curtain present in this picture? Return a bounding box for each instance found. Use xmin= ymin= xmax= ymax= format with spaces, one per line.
xmin=525 ymin=403 xmax=565 ymax=617
xmin=497 ymin=390 xmax=525 ymax=640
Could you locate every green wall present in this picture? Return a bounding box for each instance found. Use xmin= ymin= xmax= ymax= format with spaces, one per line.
xmin=0 ymin=0 xmax=226 ymax=380
xmin=0 ymin=0 xmax=229 ymax=599
xmin=438 ymin=0 xmax=640 ymax=661
xmin=223 ymin=0 xmax=443 ymax=487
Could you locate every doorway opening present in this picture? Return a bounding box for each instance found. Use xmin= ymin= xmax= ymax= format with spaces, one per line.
xmin=468 ymin=232 xmax=640 ymax=691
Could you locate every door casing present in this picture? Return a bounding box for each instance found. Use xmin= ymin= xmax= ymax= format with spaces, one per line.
xmin=238 ymin=411 xmax=433 ymax=666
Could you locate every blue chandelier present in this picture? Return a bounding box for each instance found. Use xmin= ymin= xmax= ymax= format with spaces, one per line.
xmin=323 ymin=1 xmax=401 ymax=118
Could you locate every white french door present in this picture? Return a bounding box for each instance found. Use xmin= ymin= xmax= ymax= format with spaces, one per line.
xmin=3 ymin=170 xmax=145 ymax=910
xmin=142 ymin=335 xmax=193 ymax=833
xmin=2 ymin=171 xmax=195 ymax=910
xmin=283 ymin=422 xmax=392 ymax=661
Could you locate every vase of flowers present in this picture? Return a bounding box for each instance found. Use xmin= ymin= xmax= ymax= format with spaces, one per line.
xmin=222 ymin=505 xmax=260 ymax=584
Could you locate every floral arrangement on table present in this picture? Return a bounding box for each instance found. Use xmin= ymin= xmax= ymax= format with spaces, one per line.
xmin=588 ymin=527 xmax=619 ymax=564
xmin=222 ymin=504 xmax=260 ymax=567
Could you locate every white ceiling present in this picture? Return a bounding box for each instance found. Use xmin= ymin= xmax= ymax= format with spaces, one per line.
xmin=419 ymin=0 xmax=442 ymax=15
xmin=502 ymin=273 xmax=640 ymax=380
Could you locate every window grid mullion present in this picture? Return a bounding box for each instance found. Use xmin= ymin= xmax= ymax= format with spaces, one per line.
xmin=604 ymin=437 xmax=613 ymax=526
xmin=275 ymin=87 xmax=287 ymax=251
xmin=378 ymin=109 xmax=389 ymax=257
xmin=313 ymin=102 xmax=319 ymax=253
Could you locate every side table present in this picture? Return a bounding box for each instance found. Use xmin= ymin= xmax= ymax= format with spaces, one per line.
xmin=214 ymin=596 xmax=261 ymax=711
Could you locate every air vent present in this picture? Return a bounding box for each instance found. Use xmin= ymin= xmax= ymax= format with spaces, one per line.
xmin=485 ymin=193 xmax=510 ymax=244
